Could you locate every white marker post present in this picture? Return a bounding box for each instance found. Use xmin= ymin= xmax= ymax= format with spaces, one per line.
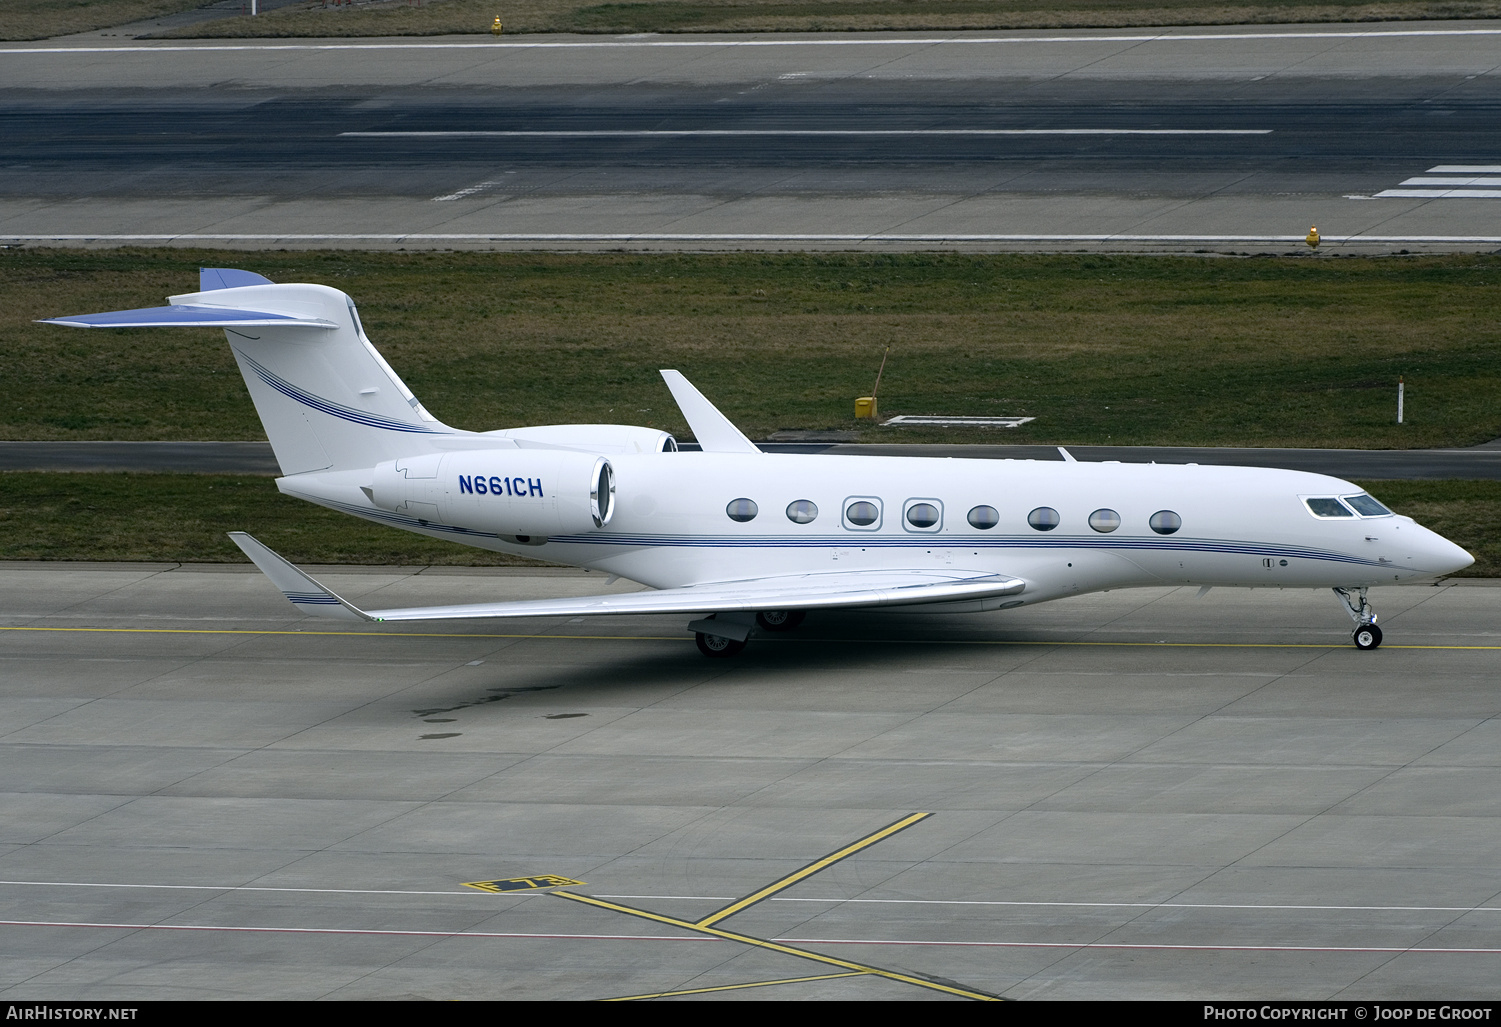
xmin=1397 ymin=376 xmax=1404 ymax=424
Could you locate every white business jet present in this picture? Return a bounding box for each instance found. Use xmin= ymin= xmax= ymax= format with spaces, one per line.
xmin=44 ymin=269 xmax=1473 ymax=655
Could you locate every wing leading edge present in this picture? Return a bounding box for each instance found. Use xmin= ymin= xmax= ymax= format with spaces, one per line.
xmin=229 ymin=532 xmax=1025 ymax=624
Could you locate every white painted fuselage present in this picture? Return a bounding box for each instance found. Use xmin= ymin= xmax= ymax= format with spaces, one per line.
xmin=280 ymin=450 xmax=1471 ymax=607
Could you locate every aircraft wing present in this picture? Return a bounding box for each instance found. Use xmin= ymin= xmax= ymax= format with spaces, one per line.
xmin=229 ymin=532 xmax=1025 ymax=624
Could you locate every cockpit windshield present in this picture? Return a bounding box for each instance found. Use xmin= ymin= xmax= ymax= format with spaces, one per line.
xmin=1304 ymin=497 xmax=1354 ymax=518
xmin=1343 ymin=493 xmax=1394 ymax=517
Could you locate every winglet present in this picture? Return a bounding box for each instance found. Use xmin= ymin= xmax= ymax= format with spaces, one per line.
xmin=659 ymin=370 xmax=761 ymax=454
xmin=228 ymin=532 xmax=372 ymax=622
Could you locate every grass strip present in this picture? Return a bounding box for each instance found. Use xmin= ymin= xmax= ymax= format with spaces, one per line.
xmin=142 ymin=0 xmax=1501 ymax=40
xmin=1 ymin=0 xmax=210 ymax=41
xmin=0 ymin=472 xmax=546 ymax=564
xmin=0 ymin=472 xmax=1494 ymax=575
xmin=7 ymin=249 xmax=1501 ymax=451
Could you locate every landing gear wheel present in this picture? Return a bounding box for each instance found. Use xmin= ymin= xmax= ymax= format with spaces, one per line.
xmin=1353 ymin=624 xmax=1383 ymax=651
xmin=696 ymin=632 xmax=747 ymax=658
xmin=756 ymin=610 xmax=806 ymax=632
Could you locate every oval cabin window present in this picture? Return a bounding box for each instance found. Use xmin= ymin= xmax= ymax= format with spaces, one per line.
xmin=906 ymin=503 xmax=940 ymax=528
xmin=1028 ymin=507 xmax=1060 ymax=531
xmin=726 ymin=499 xmax=758 ymax=523
xmin=845 ymin=501 xmax=879 ymax=526
xmin=967 ymin=505 xmax=1000 ymax=529
xmin=786 ymin=500 xmax=818 ymax=524
xmin=1088 ymin=508 xmax=1121 ymax=533
xmin=1149 ymin=510 xmax=1182 ymax=535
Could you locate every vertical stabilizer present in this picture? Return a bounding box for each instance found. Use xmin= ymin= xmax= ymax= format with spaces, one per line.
xmin=165 ymin=282 xmax=456 ymax=474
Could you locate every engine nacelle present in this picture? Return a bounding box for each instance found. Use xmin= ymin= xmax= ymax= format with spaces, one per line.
xmin=371 ymin=449 xmax=615 ymax=539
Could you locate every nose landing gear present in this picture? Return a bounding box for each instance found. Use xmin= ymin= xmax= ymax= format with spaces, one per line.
xmin=1333 ymin=587 xmax=1382 ymax=650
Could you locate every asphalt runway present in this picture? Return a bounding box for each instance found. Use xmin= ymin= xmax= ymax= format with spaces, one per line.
xmin=2 ymin=80 xmax=1495 ymax=201
xmin=4 ymin=440 xmax=1500 ymax=479
xmin=4 ymin=25 xmax=1501 ymax=250
xmin=1 ymin=563 xmax=1499 ymax=1000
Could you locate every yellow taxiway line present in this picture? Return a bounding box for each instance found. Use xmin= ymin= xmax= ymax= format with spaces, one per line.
xmin=602 ymin=971 xmax=869 ymax=1001
xmin=552 ymin=890 xmax=1000 ymax=1001
xmin=694 ymin=812 xmax=931 ymax=929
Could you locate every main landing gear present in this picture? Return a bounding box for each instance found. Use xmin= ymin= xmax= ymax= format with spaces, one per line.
xmin=755 ymin=610 xmax=805 ymax=632
xmin=691 ymin=610 xmax=806 ymax=657
xmin=695 ymin=632 xmax=747 ymax=658
xmin=1333 ymin=587 xmax=1383 ymax=651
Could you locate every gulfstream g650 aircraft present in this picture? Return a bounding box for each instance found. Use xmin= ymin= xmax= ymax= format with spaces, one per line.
xmin=45 ymin=268 xmax=1473 ymax=655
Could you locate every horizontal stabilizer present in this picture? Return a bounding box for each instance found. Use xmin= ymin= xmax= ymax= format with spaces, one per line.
xmin=39 ymin=304 xmax=338 ymax=329
xmin=229 ymin=532 xmax=369 ymax=622
xmin=231 ymin=533 xmax=1025 ymax=624
xmin=200 ymin=268 xmax=275 ymax=291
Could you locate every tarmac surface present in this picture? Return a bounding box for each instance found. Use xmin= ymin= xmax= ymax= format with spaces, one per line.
xmin=5 ymin=439 xmax=1501 ymax=479
xmin=4 ymin=24 xmax=1501 ymax=251
xmin=1 ymin=563 xmax=1499 ymax=1000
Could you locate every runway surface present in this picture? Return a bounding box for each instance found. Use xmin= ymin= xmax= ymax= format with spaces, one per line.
xmin=4 ymin=25 xmax=1501 ymax=250
xmin=1 ymin=563 xmax=1499 ymax=1000
xmin=5 ymin=439 xmax=1500 ymax=478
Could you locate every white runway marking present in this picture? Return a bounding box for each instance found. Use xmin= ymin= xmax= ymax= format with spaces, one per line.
xmin=1378 ymin=189 xmax=1501 ymax=198
xmin=346 ymin=129 xmax=1273 ymax=138
xmin=5 ymin=28 xmax=1501 ymax=55
xmin=432 ymin=179 xmax=507 ymax=202
xmin=1400 ymin=177 xmax=1501 ymax=186
xmin=600 ymin=894 xmax=1501 ymax=915
xmin=1375 ymin=164 xmax=1501 ymax=198
xmin=3 ymin=919 xmax=1499 ymax=956
xmin=4 ymin=880 xmax=1500 ymax=915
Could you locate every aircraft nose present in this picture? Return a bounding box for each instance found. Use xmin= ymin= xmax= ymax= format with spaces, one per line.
xmin=1417 ymin=528 xmax=1474 ymax=576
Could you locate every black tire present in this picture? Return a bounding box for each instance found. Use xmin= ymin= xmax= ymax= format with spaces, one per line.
xmin=696 ymin=632 xmax=747 ymax=658
xmin=756 ymin=610 xmax=806 ymax=632
xmin=1353 ymin=624 xmax=1383 ymax=651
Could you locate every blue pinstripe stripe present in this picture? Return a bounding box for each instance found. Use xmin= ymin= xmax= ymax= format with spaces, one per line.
xmin=237 ymin=351 xmax=449 ymax=435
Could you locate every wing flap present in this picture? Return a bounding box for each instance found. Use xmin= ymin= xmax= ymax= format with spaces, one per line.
xmin=231 ymin=532 xmax=1024 ymax=624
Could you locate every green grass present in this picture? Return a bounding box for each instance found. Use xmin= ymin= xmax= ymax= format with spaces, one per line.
xmin=6 ymin=248 xmax=1501 ymax=450
xmin=2 ymin=473 xmax=1493 ymax=574
xmin=8 ymin=0 xmax=1497 ymax=41
xmin=146 ymin=0 xmax=1501 ymax=40
xmin=0 ymin=0 xmax=209 ymax=40
xmin=0 ymin=472 xmax=544 ymax=564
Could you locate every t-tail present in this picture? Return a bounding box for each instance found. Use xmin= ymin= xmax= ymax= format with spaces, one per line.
xmin=41 ymin=268 xmax=452 ymax=475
